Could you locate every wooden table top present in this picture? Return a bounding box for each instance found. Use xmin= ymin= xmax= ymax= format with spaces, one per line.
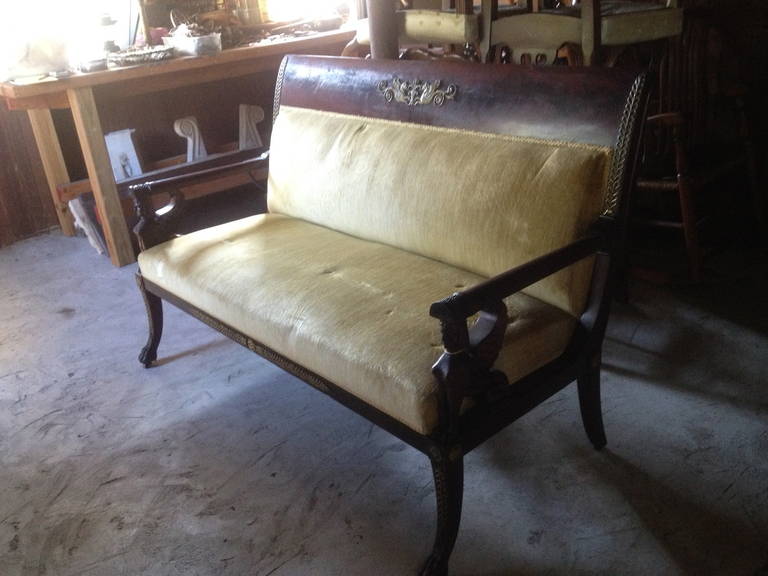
xmin=1 ymin=28 xmax=355 ymax=106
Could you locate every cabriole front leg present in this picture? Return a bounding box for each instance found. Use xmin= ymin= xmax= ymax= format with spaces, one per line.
xmin=136 ymin=274 xmax=163 ymax=368
xmin=420 ymin=449 xmax=464 ymax=576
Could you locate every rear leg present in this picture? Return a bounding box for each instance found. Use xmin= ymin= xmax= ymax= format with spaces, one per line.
xmin=577 ymin=354 xmax=607 ymax=450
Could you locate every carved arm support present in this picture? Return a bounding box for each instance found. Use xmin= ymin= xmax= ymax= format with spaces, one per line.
xmin=130 ymin=184 xmax=187 ymax=252
xmin=129 ymin=150 xmax=270 ymax=251
xmin=429 ymin=232 xmax=605 ymax=437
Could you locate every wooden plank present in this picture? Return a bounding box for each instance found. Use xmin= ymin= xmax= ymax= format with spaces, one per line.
xmin=0 ymin=30 xmax=355 ymax=103
xmin=479 ymin=0 xmax=495 ymax=62
xmin=4 ymin=92 xmax=70 ymax=111
xmin=455 ymin=0 xmax=473 ymax=14
xmin=133 ymin=171 xmax=260 ymax=211
xmin=60 ymin=145 xmax=251 ymax=202
xmin=490 ymin=13 xmax=581 ymax=48
xmin=601 ymin=8 xmax=683 ymax=46
xmin=68 ymin=87 xmax=135 ymax=266
xmin=95 ymin=55 xmax=285 ymax=102
xmin=581 ymin=0 xmax=599 ymax=65
xmin=57 ymin=179 xmax=92 ymax=203
xmin=26 ymin=109 xmax=77 ymax=236
xmin=146 ymin=154 xmax=187 ymax=171
xmin=367 ymin=0 xmax=399 ymax=59
xmin=178 ymin=171 xmax=262 ymax=199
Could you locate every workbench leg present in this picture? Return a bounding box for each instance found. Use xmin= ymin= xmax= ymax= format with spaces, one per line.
xmin=26 ymin=109 xmax=76 ymax=237
xmin=68 ymin=87 xmax=135 ymax=266
xmin=366 ymin=0 xmax=398 ymax=59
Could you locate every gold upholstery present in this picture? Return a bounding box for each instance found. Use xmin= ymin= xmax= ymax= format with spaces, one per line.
xmin=269 ymin=107 xmax=612 ymax=316
xmin=355 ymin=10 xmax=480 ymax=46
xmin=138 ymin=215 xmax=577 ymax=435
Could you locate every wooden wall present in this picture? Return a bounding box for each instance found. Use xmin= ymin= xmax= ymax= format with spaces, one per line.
xmin=686 ymin=0 xmax=768 ymax=131
xmin=0 ymin=104 xmax=58 ymax=247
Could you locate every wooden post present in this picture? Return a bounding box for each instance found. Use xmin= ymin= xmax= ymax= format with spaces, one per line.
xmin=455 ymin=0 xmax=473 ymax=14
xmin=68 ymin=87 xmax=136 ymax=266
xmin=479 ymin=0 xmax=497 ymax=62
xmin=26 ymin=109 xmax=77 ymax=237
xmin=366 ymin=0 xmax=399 ymax=59
xmin=138 ymin=0 xmax=153 ymax=45
xmin=581 ymin=0 xmax=601 ymax=66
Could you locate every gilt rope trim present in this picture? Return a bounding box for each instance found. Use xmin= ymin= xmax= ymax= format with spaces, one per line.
xmin=602 ymin=72 xmax=648 ymax=217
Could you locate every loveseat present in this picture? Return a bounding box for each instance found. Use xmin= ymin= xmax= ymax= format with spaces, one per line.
xmin=130 ymin=55 xmax=648 ymax=575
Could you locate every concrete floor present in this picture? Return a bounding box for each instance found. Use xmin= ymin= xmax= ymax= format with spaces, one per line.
xmin=0 ymin=231 xmax=766 ymax=576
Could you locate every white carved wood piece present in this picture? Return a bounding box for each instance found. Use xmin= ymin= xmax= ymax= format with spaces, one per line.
xmin=174 ymin=116 xmax=207 ymax=163
xmin=238 ymin=104 xmax=265 ymax=150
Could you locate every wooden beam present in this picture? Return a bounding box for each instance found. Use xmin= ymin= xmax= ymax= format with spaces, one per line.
xmin=367 ymin=0 xmax=399 ymax=59
xmin=58 ymin=153 xmax=262 ymax=203
xmin=26 ymin=109 xmax=76 ymax=236
xmin=95 ymin=55 xmax=284 ymax=102
xmin=178 ymin=171 xmax=265 ymax=200
xmin=455 ymin=0 xmax=473 ymax=14
xmin=1 ymin=30 xmax=355 ymax=103
xmin=581 ymin=0 xmax=600 ymax=66
xmin=138 ymin=0 xmax=153 ymax=45
xmin=57 ymin=179 xmax=92 ymax=204
xmin=480 ymin=0 xmax=495 ymax=62
xmin=5 ymin=92 xmax=70 ymax=111
xmin=68 ymin=87 xmax=135 ymax=266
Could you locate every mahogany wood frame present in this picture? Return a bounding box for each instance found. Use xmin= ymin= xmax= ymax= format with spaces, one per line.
xmin=130 ymin=56 xmax=649 ymax=575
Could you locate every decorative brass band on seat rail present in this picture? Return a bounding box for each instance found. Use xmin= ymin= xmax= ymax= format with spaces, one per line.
xmin=378 ymin=77 xmax=457 ymax=107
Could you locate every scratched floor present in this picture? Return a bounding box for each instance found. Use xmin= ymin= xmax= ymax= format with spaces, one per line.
xmin=0 ymin=231 xmax=766 ymax=576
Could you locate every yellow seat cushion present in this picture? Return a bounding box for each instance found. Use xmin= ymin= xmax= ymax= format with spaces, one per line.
xmin=138 ymin=215 xmax=577 ymax=435
xmin=269 ymin=107 xmax=612 ymax=317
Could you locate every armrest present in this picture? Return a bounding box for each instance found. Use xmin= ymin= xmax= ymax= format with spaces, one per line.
xmin=430 ymin=233 xmax=603 ymax=326
xmin=126 ymin=149 xmax=269 ymax=195
xmin=131 ymin=185 xmax=186 ymax=252
xmin=129 ymin=149 xmax=269 ymax=252
xmin=429 ymin=231 xmax=605 ymax=437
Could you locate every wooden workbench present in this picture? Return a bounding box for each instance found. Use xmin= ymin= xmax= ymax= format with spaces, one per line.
xmin=1 ymin=28 xmax=354 ymax=266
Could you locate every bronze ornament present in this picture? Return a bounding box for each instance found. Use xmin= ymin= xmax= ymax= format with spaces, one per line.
xmin=377 ymin=77 xmax=457 ymax=106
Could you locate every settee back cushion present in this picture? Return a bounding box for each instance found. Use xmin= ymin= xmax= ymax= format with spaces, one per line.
xmin=268 ymin=106 xmax=612 ymax=316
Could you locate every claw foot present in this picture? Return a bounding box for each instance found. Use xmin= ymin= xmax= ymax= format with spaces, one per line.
xmin=139 ymin=346 xmax=157 ymax=368
xmin=419 ymin=553 xmax=448 ymax=576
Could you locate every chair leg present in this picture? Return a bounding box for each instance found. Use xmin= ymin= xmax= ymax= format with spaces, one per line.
xmin=137 ymin=275 xmax=163 ymax=368
xmin=420 ymin=450 xmax=464 ymax=576
xmin=577 ymin=355 xmax=607 ymax=450
xmin=677 ymin=175 xmax=702 ymax=282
